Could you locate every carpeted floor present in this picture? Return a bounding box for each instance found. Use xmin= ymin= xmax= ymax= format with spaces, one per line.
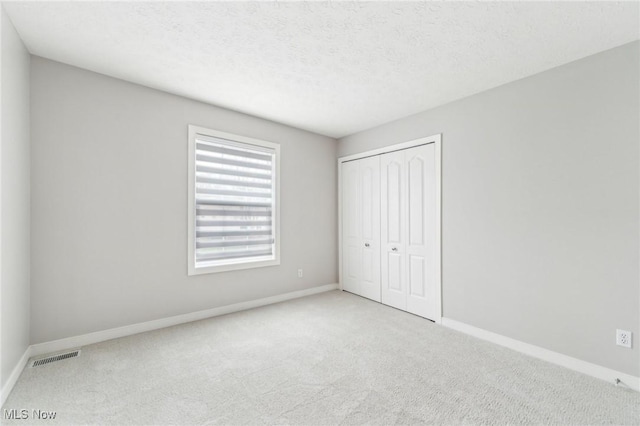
xmin=3 ymin=290 xmax=639 ymax=425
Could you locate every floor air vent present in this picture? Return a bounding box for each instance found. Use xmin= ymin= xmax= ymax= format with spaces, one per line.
xmin=30 ymin=350 xmax=81 ymax=367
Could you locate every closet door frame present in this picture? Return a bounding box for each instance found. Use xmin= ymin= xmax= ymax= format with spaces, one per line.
xmin=338 ymin=134 xmax=442 ymax=324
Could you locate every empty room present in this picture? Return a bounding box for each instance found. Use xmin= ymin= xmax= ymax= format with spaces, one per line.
xmin=1 ymin=1 xmax=639 ymax=424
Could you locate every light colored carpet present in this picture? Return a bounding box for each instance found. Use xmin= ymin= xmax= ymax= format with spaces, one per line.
xmin=3 ymin=290 xmax=639 ymax=425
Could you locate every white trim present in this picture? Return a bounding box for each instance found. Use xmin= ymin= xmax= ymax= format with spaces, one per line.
xmin=433 ymin=136 xmax=442 ymax=324
xmin=337 ymin=159 xmax=343 ymax=291
xmin=1 ymin=346 xmax=32 ymax=407
xmin=30 ymin=283 xmax=337 ymax=358
xmin=337 ymin=134 xmax=443 ymax=323
xmin=1 ymin=283 xmax=337 ymax=406
xmin=442 ymin=317 xmax=640 ymax=392
xmin=0 ymin=10 xmax=3 ymax=410
xmin=188 ymin=124 xmax=196 ymax=274
xmin=339 ymin=135 xmax=439 ymax=163
xmin=187 ymin=124 xmax=281 ymax=276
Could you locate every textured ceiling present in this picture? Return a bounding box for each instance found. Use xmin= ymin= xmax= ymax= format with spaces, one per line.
xmin=4 ymin=1 xmax=639 ymax=138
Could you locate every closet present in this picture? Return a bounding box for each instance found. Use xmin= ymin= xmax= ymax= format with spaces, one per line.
xmin=340 ymin=137 xmax=440 ymax=321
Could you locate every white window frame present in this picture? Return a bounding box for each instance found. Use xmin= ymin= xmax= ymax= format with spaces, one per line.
xmin=188 ymin=125 xmax=281 ymax=275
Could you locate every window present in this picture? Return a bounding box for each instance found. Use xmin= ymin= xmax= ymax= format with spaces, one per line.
xmin=188 ymin=125 xmax=280 ymax=275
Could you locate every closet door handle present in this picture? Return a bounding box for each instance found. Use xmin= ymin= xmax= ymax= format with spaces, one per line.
xmin=391 ymin=247 xmax=398 ymax=251
xmin=364 ymin=243 xmax=370 ymax=247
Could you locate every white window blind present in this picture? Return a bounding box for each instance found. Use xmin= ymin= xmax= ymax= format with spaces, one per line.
xmin=189 ymin=126 xmax=280 ymax=275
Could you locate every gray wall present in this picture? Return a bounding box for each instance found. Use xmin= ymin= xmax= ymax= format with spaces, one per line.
xmin=339 ymin=42 xmax=639 ymax=376
xmin=1 ymin=8 xmax=30 ymax=389
xmin=30 ymin=57 xmax=338 ymax=344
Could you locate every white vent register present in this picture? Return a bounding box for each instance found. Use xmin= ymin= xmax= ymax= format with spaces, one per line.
xmin=188 ymin=126 xmax=280 ymax=275
xmin=30 ymin=350 xmax=81 ymax=368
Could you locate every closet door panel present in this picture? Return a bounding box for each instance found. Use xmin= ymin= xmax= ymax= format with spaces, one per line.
xmin=386 ymin=161 xmax=402 ymax=243
xmin=342 ymin=161 xmax=360 ymax=295
xmin=409 ymin=255 xmax=425 ymax=297
xmin=388 ymin=252 xmax=403 ymax=291
xmin=381 ymin=151 xmax=406 ymax=311
xmin=347 ymin=246 xmax=359 ymax=282
xmin=408 ymin=156 xmax=425 ymax=246
xmin=361 ymin=166 xmax=374 ymax=240
xmin=405 ymin=144 xmax=436 ymax=319
xmin=359 ymin=156 xmax=381 ymax=302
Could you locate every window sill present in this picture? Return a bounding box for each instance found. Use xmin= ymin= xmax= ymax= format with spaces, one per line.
xmin=188 ymin=257 xmax=280 ymax=276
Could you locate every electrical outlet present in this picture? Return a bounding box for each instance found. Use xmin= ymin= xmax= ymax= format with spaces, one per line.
xmin=297 ymin=269 xmax=303 ymax=278
xmin=616 ymin=329 xmax=632 ymax=348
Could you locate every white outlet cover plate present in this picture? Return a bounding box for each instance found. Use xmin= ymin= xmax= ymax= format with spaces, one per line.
xmin=616 ymin=329 xmax=632 ymax=348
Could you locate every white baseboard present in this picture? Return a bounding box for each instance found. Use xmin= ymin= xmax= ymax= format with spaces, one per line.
xmin=31 ymin=283 xmax=338 ymax=357
xmin=1 ymin=346 xmax=32 ymax=407
xmin=2 ymin=283 xmax=337 ymax=405
xmin=441 ymin=317 xmax=640 ymax=392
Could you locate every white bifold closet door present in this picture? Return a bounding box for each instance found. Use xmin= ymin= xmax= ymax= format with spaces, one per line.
xmin=381 ymin=144 xmax=437 ymax=319
xmin=342 ymin=156 xmax=381 ymax=302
